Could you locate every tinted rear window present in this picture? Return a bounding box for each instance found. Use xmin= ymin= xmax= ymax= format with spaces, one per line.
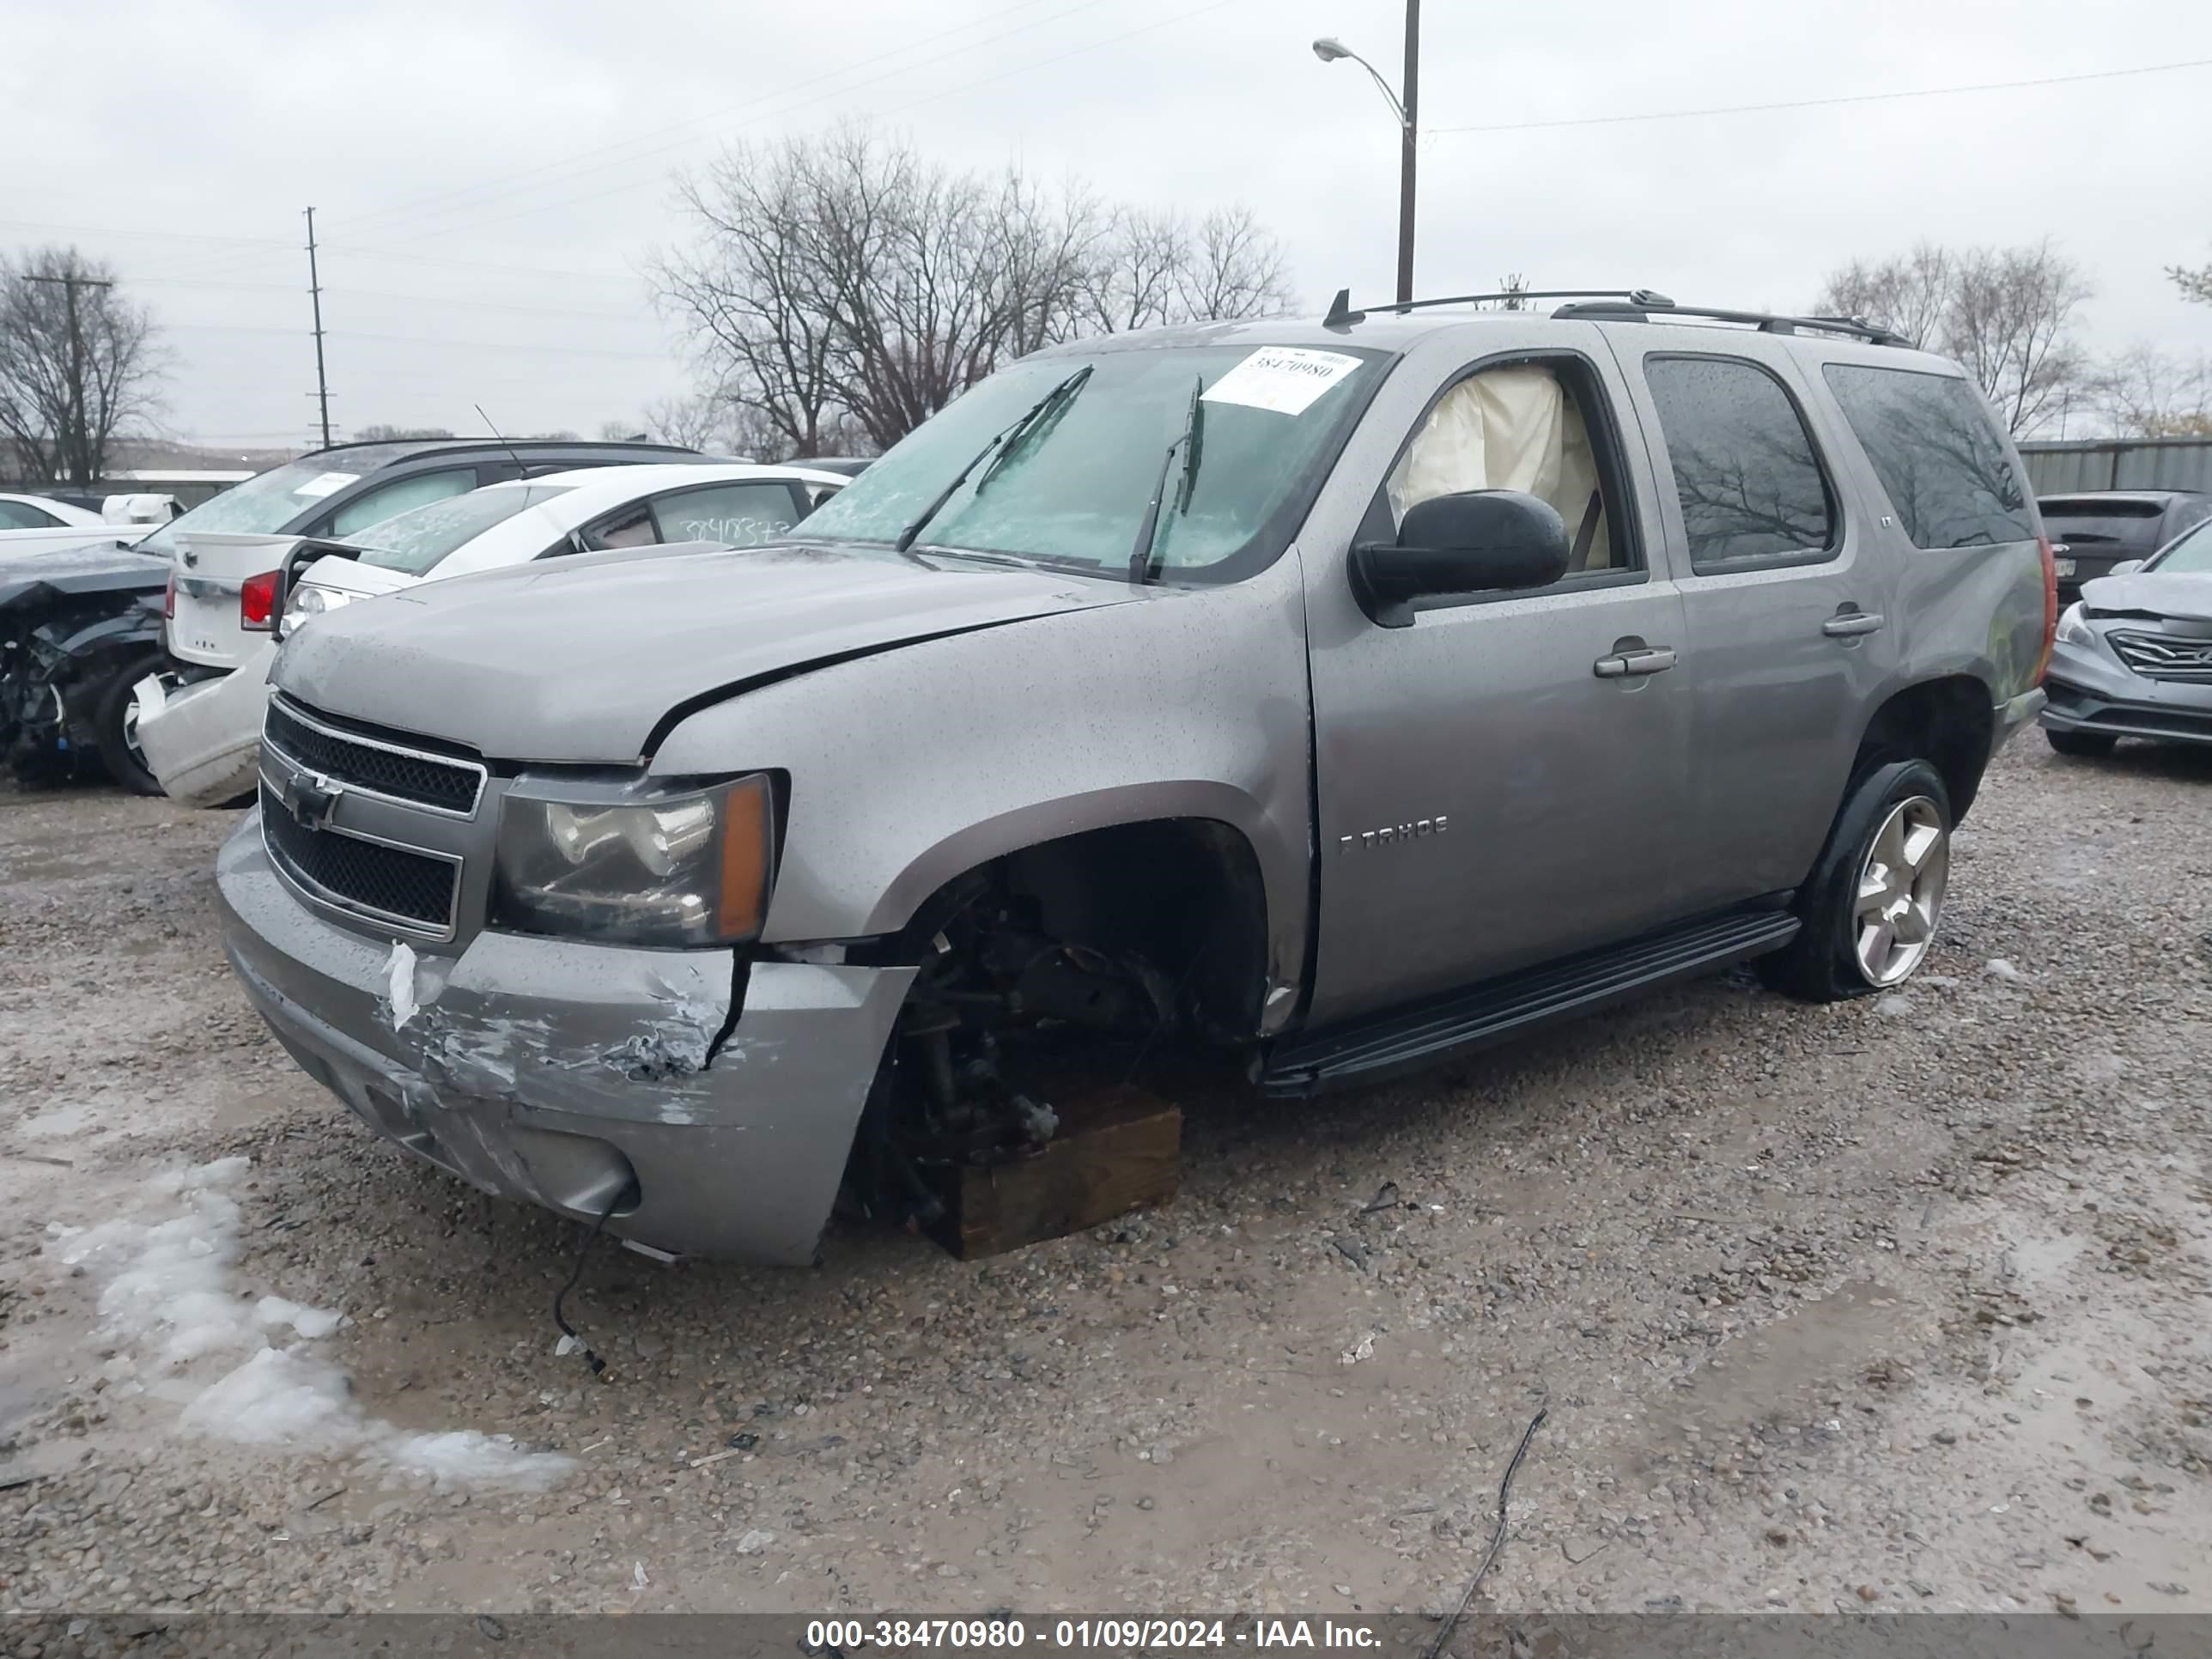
xmin=1644 ymin=356 xmax=1836 ymax=570
xmin=2039 ymin=500 xmax=2171 ymax=551
xmin=1821 ymin=365 xmax=2033 ymax=550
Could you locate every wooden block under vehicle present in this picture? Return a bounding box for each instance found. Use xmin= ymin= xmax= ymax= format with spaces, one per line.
xmin=926 ymin=1085 xmax=1182 ymax=1260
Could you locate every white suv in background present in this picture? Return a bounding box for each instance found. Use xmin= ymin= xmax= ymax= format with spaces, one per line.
xmin=137 ymin=462 xmax=848 ymax=806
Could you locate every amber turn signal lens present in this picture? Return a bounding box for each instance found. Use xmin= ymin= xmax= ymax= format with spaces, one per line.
xmin=716 ymin=774 xmax=775 ymax=941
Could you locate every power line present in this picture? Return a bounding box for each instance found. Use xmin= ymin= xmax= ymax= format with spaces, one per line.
xmin=131 ymin=274 xmax=647 ymax=321
xmin=352 ymin=0 xmax=1256 ymax=252
xmin=331 ymin=0 xmax=1091 ymax=239
xmin=163 ymin=322 xmax=676 ymax=362
xmin=1429 ymin=54 xmax=2212 ymax=135
xmin=343 ymin=0 xmax=1147 ymax=252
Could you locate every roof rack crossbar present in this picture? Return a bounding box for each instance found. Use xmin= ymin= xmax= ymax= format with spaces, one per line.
xmin=1323 ymin=287 xmax=1674 ymax=328
xmin=1547 ymin=299 xmax=1909 ymax=347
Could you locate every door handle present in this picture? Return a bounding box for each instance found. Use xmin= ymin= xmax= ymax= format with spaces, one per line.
xmin=1822 ymin=611 xmax=1886 ymax=638
xmin=1592 ymin=647 xmax=1678 ymax=678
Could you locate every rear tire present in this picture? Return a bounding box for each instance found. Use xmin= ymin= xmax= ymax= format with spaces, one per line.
xmin=92 ymin=653 xmax=167 ymax=796
xmin=1759 ymin=758 xmax=1952 ymax=1003
xmin=2045 ymin=726 xmax=2117 ymax=759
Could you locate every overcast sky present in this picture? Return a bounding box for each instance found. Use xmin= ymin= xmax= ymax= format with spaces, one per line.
xmin=9 ymin=0 xmax=2211 ymax=453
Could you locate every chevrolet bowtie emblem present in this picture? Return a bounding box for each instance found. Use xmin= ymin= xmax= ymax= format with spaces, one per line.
xmin=281 ymin=769 xmax=342 ymax=830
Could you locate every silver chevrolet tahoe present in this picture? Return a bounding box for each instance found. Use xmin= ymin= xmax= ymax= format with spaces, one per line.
xmin=217 ymin=290 xmax=2056 ymax=1263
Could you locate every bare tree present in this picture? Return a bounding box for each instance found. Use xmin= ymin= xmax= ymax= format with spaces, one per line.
xmin=2086 ymin=343 xmax=2212 ymax=438
xmin=1811 ymin=240 xmax=2090 ymax=434
xmin=0 ymin=246 xmax=165 ymax=485
xmin=639 ymin=392 xmax=724 ymax=452
xmin=354 ymin=422 xmax=455 ymax=441
xmin=654 ymin=125 xmax=1298 ymax=452
xmin=1944 ymin=243 xmax=2092 ymax=435
xmin=1813 ymin=243 xmax=1954 ymax=347
xmin=2170 ymin=255 xmax=2212 ymax=306
xmin=598 ymin=418 xmax=648 ymax=441
xmin=1174 ymin=207 xmax=1296 ymax=323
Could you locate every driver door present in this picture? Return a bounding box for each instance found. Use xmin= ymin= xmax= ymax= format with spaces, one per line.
xmin=1302 ymin=349 xmax=1701 ymax=1026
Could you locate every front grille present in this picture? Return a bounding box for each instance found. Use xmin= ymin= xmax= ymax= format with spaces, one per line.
xmin=261 ymin=783 xmax=459 ymax=935
xmin=2110 ymin=630 xmax=2212 ymax=683
xmin=264 ymin=698 xmax=485 ymax=815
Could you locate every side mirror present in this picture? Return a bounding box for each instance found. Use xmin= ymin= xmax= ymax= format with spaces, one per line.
xmin=2107 ymin=558 xmax=2144 ymax=577
xmin=1351 ymin=489 xmax=1571 ymax=628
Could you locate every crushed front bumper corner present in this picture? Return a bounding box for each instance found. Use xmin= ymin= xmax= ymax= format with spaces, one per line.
xmin=216 ymin=817 xmax=916 ymax=1263
xmin=138 ymin=641 xmax=276 ymax=807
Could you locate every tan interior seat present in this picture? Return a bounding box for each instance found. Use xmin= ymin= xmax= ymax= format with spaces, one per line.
xmin=1388 ymin=365 xmax=1619 ymax=572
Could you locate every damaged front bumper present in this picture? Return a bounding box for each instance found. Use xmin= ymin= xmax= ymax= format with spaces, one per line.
xmin=216 ymin=814 xmax=915 ymax=1262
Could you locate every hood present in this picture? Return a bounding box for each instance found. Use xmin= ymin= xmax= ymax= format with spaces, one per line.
xmin=2081 ymin=571 xmax=2212 ymax=628
xmin=0 ymin=541 xmax=168 ymax=611
xmin=273 ymin=538 xmax=1142 ymax=763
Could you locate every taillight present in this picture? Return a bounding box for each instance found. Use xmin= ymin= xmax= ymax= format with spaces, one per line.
xmin=2033 ymin=536 xmax=2058 ymax=684
xmin=240 ymin=568 xmax=280 ymax=632
xmin=162 ymin=572 xmax=176 ymax=620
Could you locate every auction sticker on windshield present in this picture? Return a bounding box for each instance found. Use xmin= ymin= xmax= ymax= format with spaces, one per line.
xmin=291 ymin=471 xmax=358 ymax=500
xmin=1200 ymin=348 xmax=1362 ymax=416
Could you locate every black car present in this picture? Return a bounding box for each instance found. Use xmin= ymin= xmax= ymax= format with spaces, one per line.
xmin=3 ymin=437 xmax=701 ymax=792
xmin=2037 ymin=489 xmax=2212 ymax=602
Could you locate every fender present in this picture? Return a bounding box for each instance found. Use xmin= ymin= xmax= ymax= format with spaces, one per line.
xmin=52 ymin=599 xmax=164 ymax=661
xmin=650 ymin=556 xmax=1317 ymax=995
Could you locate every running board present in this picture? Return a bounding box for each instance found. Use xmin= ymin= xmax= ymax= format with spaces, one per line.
xmin=1259 ymin=908 xmax=1801 ymax=1097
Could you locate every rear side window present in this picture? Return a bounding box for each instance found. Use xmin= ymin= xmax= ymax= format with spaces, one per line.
xmin=0 ymin=499 xmax=63 ymax=529
xmin=324 ymin=467 xmax=477 ymax=537
xmin=653 ymin=482 xmax=802 ymax=546
xmin=1644 ymin=356 xmax=1836 ymax=571
xmin=1822 ymin=365 xmax=2033 ymax=549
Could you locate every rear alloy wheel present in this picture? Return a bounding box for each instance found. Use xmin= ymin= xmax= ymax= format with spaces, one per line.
xmin=1759 ymin=758 xmax=1954 ymax=1002
xmin=1850 ymin=795 xmax=1948 ymax=987
xmin=93 ymin=652 xmax=167 ymax=796
xmin=2045 ymin=726 xmax=2117 ymax=759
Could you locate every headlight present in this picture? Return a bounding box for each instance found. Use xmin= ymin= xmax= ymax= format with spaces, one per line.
xmin=2055 ymin=602 xmax=2093 ymax=647
xmin=277 ymin=583 xmax=356 ymax=641
xmin=492 ymin=774 xmax=775 ymax=948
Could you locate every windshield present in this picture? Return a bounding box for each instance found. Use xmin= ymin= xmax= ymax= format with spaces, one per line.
xmin=135 ymin=446 xmax=425 ymax=557
xmin=352 ymin=484 xmax=572 ymax=574
xmin=799 ymin=343 xmax=1391 ymax=579
xmin=2150 ymin=517 xmax=2212 ymax=575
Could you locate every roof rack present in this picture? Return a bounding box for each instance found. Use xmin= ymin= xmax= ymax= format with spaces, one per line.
xmin=1547 ymin=298 xmax=1909 ymax=347
xmin=1322 ymin=287 xmax=1671 ymax=327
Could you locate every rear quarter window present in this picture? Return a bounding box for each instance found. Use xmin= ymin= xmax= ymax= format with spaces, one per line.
xmin=1821 ymin=365 xmax=2033 ymax=549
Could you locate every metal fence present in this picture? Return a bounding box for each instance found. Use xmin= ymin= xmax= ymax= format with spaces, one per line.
xmin=2021 ymin=437 xmax=2212 ymax=495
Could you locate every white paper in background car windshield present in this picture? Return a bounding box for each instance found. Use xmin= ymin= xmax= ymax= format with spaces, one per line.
xmin=290 ymin=471 xmax=357 ymax=500
xmin=1200 ymin=348 xmax=1363 ymax=416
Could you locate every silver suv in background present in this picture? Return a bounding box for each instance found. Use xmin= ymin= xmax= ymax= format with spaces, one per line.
xmin=217 ymin=290 xmax=2055 ymax=1263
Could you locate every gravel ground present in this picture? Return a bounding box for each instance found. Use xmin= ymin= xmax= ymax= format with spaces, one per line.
xmin=1 ymin=732 xmax=2207 ymax=1622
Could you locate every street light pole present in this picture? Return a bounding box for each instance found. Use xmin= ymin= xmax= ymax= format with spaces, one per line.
xmin=1397 ymin=0 xmax=1419 ymax=305
xmin=1314 ymin=0 xmax=1420 ymax=303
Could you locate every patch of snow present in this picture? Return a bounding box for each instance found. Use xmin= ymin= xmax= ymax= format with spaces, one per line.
xmin=1984 ymin=957 xmax=2025 ymax=981
xmin=1874 ymin=994 xmax=1916 ymax=1018
xmin=47 ymin=1159 xmax=571 ymax=1493
xmin=256 ymin=1295 xmax=343 ymax=1340
xmin=734 ymin=1528 xmax=775 ymax=1555
xmin=386 ymin=940 xmax=419 ymax=1030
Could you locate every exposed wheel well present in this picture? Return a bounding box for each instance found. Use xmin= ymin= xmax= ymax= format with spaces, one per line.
xmin=883 ymin=817 xmax=1271 ymax=1042
xmin=1852 ymin=677 xmax=1994 ymax=823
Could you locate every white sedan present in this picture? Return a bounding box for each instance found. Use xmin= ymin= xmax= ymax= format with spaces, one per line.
xmin=0 ymin=491 xmax=155 ymax=556
xmin=137 ymin=462 xmax=846 ymax=806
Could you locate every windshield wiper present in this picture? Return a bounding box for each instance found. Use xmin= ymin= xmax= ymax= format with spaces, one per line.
xmin=1127 ymin=374 xmax=1206 ymax=585
xmin=892 ymin=364 xmax=1093 ymax=554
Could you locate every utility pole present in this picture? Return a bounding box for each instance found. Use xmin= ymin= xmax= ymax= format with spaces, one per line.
xmin=1398 ymin=0 xmax=1419 ymax=305
xmin=25 ymin=267 xmax=115 ymax=487
xmin=304 ymin=206 xmax=332 ymax=449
